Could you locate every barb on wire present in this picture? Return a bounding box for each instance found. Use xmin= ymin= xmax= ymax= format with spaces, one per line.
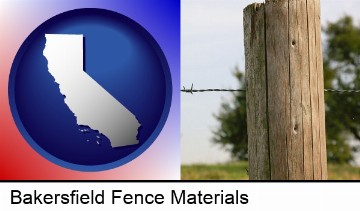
xmin=181 ymin=83 xmax=245 ymax=94
xmin=181 ymin=84 xmax=360 ymax=94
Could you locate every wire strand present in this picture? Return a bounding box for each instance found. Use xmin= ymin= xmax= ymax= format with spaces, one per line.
xmin=181 ymin=84 xmax=360 ymax=94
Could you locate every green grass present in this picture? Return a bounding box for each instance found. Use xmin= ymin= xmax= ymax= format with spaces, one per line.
xmin=328 ymin=163 xmax=360 ymax=180
xmin=181 ymin=162 xmax=249 ymax=180
xmin=181 ymin=161 xmax=360 ymax=180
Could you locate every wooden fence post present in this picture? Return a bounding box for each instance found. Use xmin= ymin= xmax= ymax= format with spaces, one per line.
xmin=244 ymin=0 xmax=327 ymax=180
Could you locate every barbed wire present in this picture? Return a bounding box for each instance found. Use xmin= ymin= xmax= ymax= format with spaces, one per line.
xmin=324 ymin=89 xmax=360 ymax=93
xmin=181 ymin=84 xmax=360 ymax=94
xmin=181 ymin=84 xmax=245 ymax=94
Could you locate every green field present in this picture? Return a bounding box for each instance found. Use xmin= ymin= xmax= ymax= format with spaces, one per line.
xmin=181 ymin=162 xmax=360 ymax=180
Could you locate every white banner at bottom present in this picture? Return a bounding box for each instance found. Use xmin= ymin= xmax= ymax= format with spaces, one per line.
xmin=0 ymin=182 xmax=357 ymax=211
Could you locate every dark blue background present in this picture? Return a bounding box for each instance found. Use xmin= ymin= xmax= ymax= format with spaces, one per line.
xmin=9 ymin=9 xmax=172 ymax=170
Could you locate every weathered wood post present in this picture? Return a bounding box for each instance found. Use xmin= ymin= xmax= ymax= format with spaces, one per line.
xmin=244 ymin=0 xmax=327 ymax=180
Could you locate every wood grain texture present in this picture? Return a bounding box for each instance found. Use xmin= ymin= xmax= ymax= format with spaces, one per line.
xmin=288 ymin=0 xmax=306 ymax=180
xmin=244 ymin=3 xmax=270 ymax=180
xmin=244 ymin=4 xmax=257 ymax=180
xmin=314 ymin=0 xmax=328 ymax=179
xmin=265 ymin=0 xmax=290 ymax=180
xmin=300 ymin=0 xmax=314 ymax=180
xmin=244 ymin=0 xmax=327 ymax=180
xmin=307 ymin=0 xmax=322 ymax=180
